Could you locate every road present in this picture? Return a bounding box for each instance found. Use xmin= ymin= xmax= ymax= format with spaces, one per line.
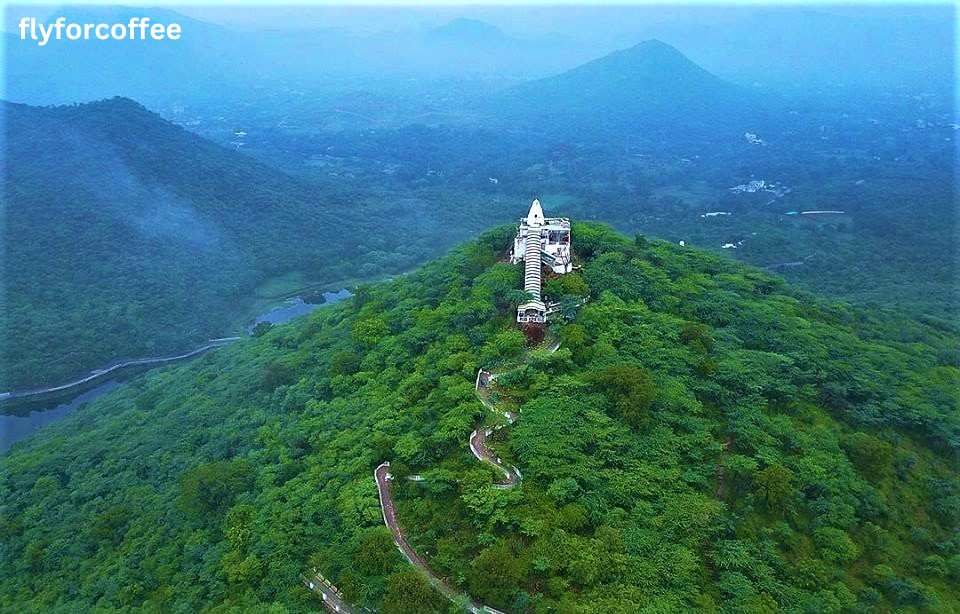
xmin=302 ymin=572 xmax=358 ymax=614
xmin=329 ymin=342 xmax=561 ymax=613
xmin=375 ymin=462 xmax=484 ymax=613
xmin=0 ymin=337 xmax=241 ymax=400
xmin=469 ymin=426 xmax=520 ymax=488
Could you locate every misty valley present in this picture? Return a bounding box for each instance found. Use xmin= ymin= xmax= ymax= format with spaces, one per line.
xmin=1 ymin=5 xmax=957 ymax=614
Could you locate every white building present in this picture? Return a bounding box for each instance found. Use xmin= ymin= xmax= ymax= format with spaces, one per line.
xmin=510 ymin=199 xmax=572 ymax=324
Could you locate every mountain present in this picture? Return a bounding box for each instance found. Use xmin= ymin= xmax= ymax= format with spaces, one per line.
xmin=3 ymin=7 xmax=593 ymax=109
xmin=631 ymin=7 xmax=955 ymax=92
xmin=1 ymin=98 xmax=420 ymax=390
xmin=1 ymin=223 xmax=957 ymax=611
xmin=495 ymin=40 xmax=772 ymax=136
xmin=425 ymin=18 xmax=513 ymax=44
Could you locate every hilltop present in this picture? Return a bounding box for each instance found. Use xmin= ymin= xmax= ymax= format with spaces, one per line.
xmin=1 ymin=223 xmax=957 ymax=612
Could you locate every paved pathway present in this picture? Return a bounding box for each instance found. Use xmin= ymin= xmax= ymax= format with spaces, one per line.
xmin=316 ymin=341 xmax=560 ymax=613
xmin=375 ymin=462 xmax=484 ymax=613
xmin=302 ymin=571 xmax=359 ymax=614
xmin=469 ymin=426 xmax=520 ymax=488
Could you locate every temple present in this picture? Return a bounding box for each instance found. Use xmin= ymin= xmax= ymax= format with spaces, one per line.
xmin=510 ymin=198 xmax=572 ymax=325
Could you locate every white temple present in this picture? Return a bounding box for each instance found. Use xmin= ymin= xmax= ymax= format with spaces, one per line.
xmin=510 ymin=198 xmax=572 ymax=324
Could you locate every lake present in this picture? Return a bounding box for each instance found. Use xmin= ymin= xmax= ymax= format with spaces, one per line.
xmin=248 ymin=289 xmax=353 ymax=330
xmin=0 ymin=289 xmax=352 ymax=453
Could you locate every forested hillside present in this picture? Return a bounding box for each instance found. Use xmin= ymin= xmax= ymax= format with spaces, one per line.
xmin=1 ymin=98 xmax=426 ymax=390
xmin=1 ymin=224 xmax=957 ymax=612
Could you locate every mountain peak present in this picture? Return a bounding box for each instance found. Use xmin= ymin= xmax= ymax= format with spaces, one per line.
xmin=493 ymin=38 xmax=756 ymax=136
xmin=628 ymin=38 xmax=681 ymax=53
xmin=426 ymin=18 xmax=510 ymax=43
xmin=581 ymin=38 xmax=710 ymax=76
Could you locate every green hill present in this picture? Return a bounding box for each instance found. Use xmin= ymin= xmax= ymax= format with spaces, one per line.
xmin=1 ymin=223 xmax=957 ymax=612
xmin=1 ymin=97 xmax=423 ymax=390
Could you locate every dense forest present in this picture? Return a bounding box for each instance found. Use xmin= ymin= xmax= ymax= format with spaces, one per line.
xmin=1 ymin=98 xmax=436 ymax=391
xmin=2 ymin=224 xmax=957 ymax=612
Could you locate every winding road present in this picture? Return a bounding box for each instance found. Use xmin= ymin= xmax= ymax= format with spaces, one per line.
xmin=469 ymin=424 xmax=521 ymax=488
xmin=0 ymin=337 xmax=241 ymax=402
xmin=375 ymin=462 xmax=484 ymax=612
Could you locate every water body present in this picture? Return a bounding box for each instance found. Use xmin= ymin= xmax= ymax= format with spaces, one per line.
xmin=1 ymin=289 xmax=352 ymax=453
xmin=248 ymin=289 xmax=352 ymax=331
xmin=0 ymin=380 xmax=122 ymax=453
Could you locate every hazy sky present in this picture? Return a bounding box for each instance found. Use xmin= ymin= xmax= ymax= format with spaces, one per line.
xmin=5 ymin=2 xmax=952 ymax=35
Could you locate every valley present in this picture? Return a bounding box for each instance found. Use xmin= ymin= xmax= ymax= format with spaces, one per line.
xmin=1 ymin=6 xmax=956 ymax=613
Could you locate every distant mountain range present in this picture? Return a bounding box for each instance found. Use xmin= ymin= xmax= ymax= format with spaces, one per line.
xmin=6 ymin=5 xmax=950 ymax=112
xmin=3 ymin=8 xmax=600 ymax=107
xmin=628 ymin=8 xmax=954 ymax=91
xmin=5 ymin=7 xmax=246 ymax=106
xmin=425 ymin=17 xmax=513 ymax=44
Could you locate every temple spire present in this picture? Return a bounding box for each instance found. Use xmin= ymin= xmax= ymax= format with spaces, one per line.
xmin=510 ymin=198 xmax=573 ymax=327
xmin=527 ymin=198 xmax=545 ymax=227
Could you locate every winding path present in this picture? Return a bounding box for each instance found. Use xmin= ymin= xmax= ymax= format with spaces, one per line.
xmin=372 ymin=344 xmax=558 ymax=613
xmin=375 ymin=462 xmax=485 ymax=613
xmin=469 ymin=426 xmax=520 ymax=488
xmin=764 ymin=252 xmax=817 ymax=271
xmin=307 ymin=344 xmax=558 ymax=612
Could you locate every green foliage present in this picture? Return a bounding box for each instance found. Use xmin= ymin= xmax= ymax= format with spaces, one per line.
xmin=1 ymin=98 xmax=434 ymax=390
xmin=179 ymin=459 xmax=252 ymax=516
xmin=469 ymin=543 xmax=522 ymax=606
xmin=843 ymin=432 xmax=893 ymax=477
xmin=586 ymin=364 xmax=657 ymax=427
xmin=543 ymin=272 xmax=590 ymax=300
xmin=752 ymin=464 xmax=795 ymax=513
xmin=382 ymin=570 xmax=443 ymax=614
xmin=814 ymin=527 xmax=860 ymax=563
xmin=251 ymin=321 xmax=274 ymax=337
xmin=1 ymin=223 xmax=958 ymax=613
xmin=357 ymin=527 xmax=401 ymax=576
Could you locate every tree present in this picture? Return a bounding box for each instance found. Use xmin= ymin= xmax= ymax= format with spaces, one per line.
xmin=179 ymin=459 xmax=252 ymax=516
xmin=813 ymin=527 xmax=859 ymax=563
xmin=543 ymin=273 xmax=590 ymax=299
xmin=558 ymin=295 xmax=583 ymax=321
xmin=843 ymin=432 xmax=892 ymax=477
xmin=251 ymin=321 xmax=273 ymax=337
xmin=356 ymin=527 xmax=398 ymax=576
xmin=330 ymin=349 xmax=361 ymax=376
xmin=586 ymin=364 xmax=657 ymax=427
xmin=382 ymin=570 xmax=439 ymax=614
xmin=680 ymin=322 xmax=713 ymax=353
xmin=753 ymin=464 xmax=795 ymax=513
xmin=469 ymin=543 xmax=521 ymax=606
xmin=352 ymin=317 xmax=390 ymax=347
